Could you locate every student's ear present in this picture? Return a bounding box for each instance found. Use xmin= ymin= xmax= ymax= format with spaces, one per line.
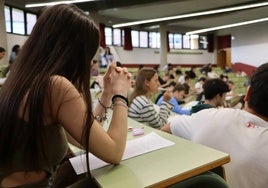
xmin=145 ymin=80 xmax=149 ymax=86
xmin=244 ymin=86 xmax=251 ymax=102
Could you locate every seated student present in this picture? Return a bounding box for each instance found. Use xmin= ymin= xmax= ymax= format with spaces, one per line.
xmin=191 ymin=78 xmax=230 ymax=114
xmin=0 ymin=4 xmax=132 ymax=188
xmin=185 ymin=66 xmax=197 ymax=79
xmin=128 ymin=67 xmax=173 ymax=129
xmin=157 ymin=84 xmax=191 ymax=115
xmin=194 ymin=77 xmax=206 ymax=101
xmin=161 ymin=62 xmax=268 ymax=188
xmin=199 ymin=63 xmax=212 ymax=75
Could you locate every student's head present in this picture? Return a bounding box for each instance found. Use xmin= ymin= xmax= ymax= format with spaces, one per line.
xmin=172 ymin=84 xmax=186 ymax=101
xmin=129 ymin=67 xmax=158 ymax=103
xmin=184 ymin=75 xmax=190 ymax=83
xmin=105 ymin=46 xmax=111 ymax=54
xmin=203 ymin=78 xmax=230 ymax=106
xmin=0 ymin=47 xmax=6 ymax=60
xmin=246 ymin=63 xmax=268 ymax=118
xmin=11 ymin=44 xmax=20 ymax=54
xmin=199 ymin=77 xmax=206 ymax=83
xmin=167 ymin=81 xmax=177 ymax=89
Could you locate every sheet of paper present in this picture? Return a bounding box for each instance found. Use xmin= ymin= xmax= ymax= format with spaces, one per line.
xmin=69 ymin=132 xmax=175 ymax=175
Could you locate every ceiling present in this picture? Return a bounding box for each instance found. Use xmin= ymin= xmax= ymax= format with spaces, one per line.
xmin=4 ymin=0 xmax=268 ymax=33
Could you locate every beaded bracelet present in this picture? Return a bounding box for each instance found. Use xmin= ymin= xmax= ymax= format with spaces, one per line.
xmin=98 ymin=99 xmax=111 ymax=114
xmin=112 ymin=95 xmax=129 ymax=106
xmin=95 ymin=99 xmax=111 ymax=123
xmin=95 ymin=115 xmax=107 ymax=123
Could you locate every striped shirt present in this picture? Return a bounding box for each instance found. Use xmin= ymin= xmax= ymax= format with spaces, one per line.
xmin=128 ymin=95 xmax=173 ymax=129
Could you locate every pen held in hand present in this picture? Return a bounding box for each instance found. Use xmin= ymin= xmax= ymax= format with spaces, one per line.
xmin=158 ymin=87 xmax=167 ymax=91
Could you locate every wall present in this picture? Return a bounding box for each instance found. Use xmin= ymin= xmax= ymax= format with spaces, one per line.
xmin=112 ymin=46 xmax=214 ymax=66
xmin=217 ymin=22 xmax=268 ymax=67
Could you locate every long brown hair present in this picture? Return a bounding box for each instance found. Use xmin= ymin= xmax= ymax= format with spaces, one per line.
xmin=129 ymin=67 xmax=157 ymax=105
xmin=0 ymin=4 xmax=99 ymax=178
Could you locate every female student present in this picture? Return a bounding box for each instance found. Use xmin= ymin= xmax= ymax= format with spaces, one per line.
xmin=0 ymin=4 xmax=131 ymax=187
xmin=128 ymin=67 xmax=173 ymax=129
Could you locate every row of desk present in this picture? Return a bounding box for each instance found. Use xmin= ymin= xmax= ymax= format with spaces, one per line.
xmin=70 ymin=112 xmax=230 ymax=188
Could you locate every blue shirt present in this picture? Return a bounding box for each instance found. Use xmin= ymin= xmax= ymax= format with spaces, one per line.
xmin=157 ymin=96 xmax=191 ymax=115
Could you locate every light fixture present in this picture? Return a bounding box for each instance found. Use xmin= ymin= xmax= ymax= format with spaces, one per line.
xmin=25 ymin=0 xmax=99 ymax=8
xmin=186 ymin=17 xmax=268 ymax=35
xmin=113 ymin=1 xmax=268 ymax=28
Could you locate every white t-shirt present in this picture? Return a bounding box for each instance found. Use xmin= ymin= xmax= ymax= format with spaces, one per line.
xmin=178 ymin=75 xmax=185 ymax=84
xmin=169 ymin=108 xmax=268 ymax=188
xmin=194 ymin=81 xmax=203 ymax=94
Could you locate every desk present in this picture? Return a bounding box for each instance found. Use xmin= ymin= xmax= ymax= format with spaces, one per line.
xmin=91 ymin=117 xmax=230 ymax=188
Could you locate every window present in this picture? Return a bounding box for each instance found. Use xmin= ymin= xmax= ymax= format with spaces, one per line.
xmin=12 ymin=8 xmax=25 ymax=35
xmin=149 ymin=32 xmax=160 ymax=48
xmin=26 ymin=13 xmax=37 ymax=35
xmin=4 ymin=6 xmax=11 ymax=32
xmin=168 ymin=33 xmax=174 ymax=49
xmin=183 ymin=35 xmax=190 ymax=49
xmin=199 ymin=36 xmax=208 ymax=49
xmin=174 ymin=34 xmax=182 ymax=49
xmin=131 ymin=30 xmax=139 ymax=47
xmin=105 ymin=27 xmax=112 ymax=45
xmin=139 ymin=31 xmax=148 ymax=48
xmin=113 ymin=28 xmax=121 ymax=46
xmin=190 ymin=35 xmax=199 ymax=49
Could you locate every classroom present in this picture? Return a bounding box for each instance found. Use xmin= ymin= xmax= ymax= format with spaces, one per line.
xmin=1 ymin=1 xmax=268 ymax=188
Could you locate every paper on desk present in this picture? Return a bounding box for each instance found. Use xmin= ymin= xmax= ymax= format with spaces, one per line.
xmin=69 ymin=132 xmax=175 ymax=175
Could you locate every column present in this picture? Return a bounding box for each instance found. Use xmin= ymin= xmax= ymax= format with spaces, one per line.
xmin=159 ymin=24 xmax=167 ymax=68
xmin=0 ymin=1 xmax=8 ymax=65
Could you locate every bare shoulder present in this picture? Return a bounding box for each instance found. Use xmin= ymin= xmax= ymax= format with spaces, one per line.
xmin=50 ymin=75 xmax=72 ymax=86
xmin=49 ymin=75 xmax=74 ymax=92
xmin=49 ymin=75 xmax=79 ymax=101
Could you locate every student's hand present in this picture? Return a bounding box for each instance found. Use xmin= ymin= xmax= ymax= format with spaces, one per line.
xmin=111 ymin=66 xmax=132 ymax=97
xmin=161 ymin=122 xmax=172 ymax=133
xmin=101 ymin=63 xmax=115 ymax=100
xmin=163 ymin=89 xmax=172 ymax=102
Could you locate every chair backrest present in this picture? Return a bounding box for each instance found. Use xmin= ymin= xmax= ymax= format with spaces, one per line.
xmin=168 ymin=171 xmax=229 ymax=188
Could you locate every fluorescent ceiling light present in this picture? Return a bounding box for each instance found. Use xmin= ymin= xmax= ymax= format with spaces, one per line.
xmin=186 ymin=17 xmax=268 ymax=35
xmin=113 ymin=1 xmax=268 ymax=28
xmin=26 ymin=0 xmax=99 ymax=8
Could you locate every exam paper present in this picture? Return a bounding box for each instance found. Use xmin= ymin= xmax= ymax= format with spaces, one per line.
xmin=69 ymin=132 xmax=175 ymax=175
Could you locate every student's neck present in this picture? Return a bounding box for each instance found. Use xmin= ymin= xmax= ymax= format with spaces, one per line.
xmin=204 ymin=99 xmax=216 ymax=107
xmin=244 ymin=104 xmax=268 ymax=122
xmin=145 ymin=92 xmax=152 ymax=99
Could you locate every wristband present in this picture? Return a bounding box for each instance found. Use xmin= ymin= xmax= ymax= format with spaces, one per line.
xmin=112 ymin=95 xmax=129 ymax=106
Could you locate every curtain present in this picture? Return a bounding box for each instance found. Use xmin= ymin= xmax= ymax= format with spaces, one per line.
xmin=207 ymin=34 xmax=214 ymax=53
xmin=99 ymin=23 xmax=106 ymax=48
xmin=123 ymin=27 xmax=133 ymax=50
xmin=218 ymin=35 xmax=231 ymax=49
